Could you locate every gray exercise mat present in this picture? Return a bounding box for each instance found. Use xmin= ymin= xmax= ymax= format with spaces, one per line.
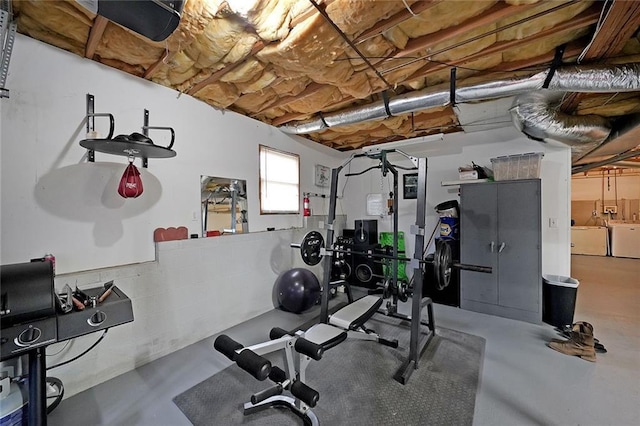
xmin=173 ymin=313 xmax=485 ymax=425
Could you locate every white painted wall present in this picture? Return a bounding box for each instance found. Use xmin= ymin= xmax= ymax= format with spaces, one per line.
xmin=340 ymin=127 xmax=572 ymax=277
xmin=1 ymin=35 xmax=345 ymax=274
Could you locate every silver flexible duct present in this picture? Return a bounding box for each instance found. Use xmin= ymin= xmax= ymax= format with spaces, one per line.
xmin=278 ymin=63 xmax=640 ymax=148
xmin=546 ymin=63 xmax=640 ymax=92
xmin=324 ymin=100 xmax=389 ymax=128
xmin=510 ymin=92 xmax=611 ymax=146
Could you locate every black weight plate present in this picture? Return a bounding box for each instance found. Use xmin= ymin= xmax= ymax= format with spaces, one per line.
xmin=434 ymin=241 xmax=452 ymax=290
xmin=300 ymin=231 xmax=324 ymax=266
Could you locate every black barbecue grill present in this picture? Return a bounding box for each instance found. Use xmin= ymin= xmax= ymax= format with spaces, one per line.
xmin=1 ymin=260 xmax=134 ymax=425
xmin=1 ymin=260 xmax=58 ymax=425
xmin=1 ymin=260 xmax=58 ymax=360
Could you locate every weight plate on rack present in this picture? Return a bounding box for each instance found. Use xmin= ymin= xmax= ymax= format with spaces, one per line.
xmin=299 ymin=231 xmax=325 ymax=266
xmin=434 ymin=241 xmax=452 ymax=290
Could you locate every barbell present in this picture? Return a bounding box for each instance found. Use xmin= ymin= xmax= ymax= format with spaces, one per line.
xmin=291 ymin=231 xmax=492 ymax=290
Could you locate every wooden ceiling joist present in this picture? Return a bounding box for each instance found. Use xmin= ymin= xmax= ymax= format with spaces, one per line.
xmin=490 ymin=39 xmax=586 ymax=72
xmin=561 ymin=1 xmax=640 ymax=112
xmin=85 ymin=16 xmax=108 ymax=59
xmin=256 ymin=82 xmax=325 ymax=114
xmin=145 ymin=51 xmax=177 ymax=79
xmin=386 ymin=0 xmax=544 ymax=63
xmin=353 ymin=0 xmax=441 ymax=44
xmin=187 ymin=41 xmax=266 ymax=96
xmin=404 ymin=6 xmax=600 ymax=83
xmin=290 ymin=0 xmax=337 ymax=28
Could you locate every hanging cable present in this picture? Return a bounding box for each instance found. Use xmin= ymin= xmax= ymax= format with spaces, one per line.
xmin=47 ymin=340 xmax=71 ymax=357
xmin=47 ymin=329 xmax=109 ymax=370
xmin=401 ymin=0 xmax=418 ymax=16
xmin=308 ymin=0 xmax=395 ymax=92
xmin=577 ymin=0 xmax=613 ymax=63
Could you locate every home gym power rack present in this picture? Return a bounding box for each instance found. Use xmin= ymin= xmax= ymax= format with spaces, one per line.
xmin=291 ymin=149 xmax=493 ymax=384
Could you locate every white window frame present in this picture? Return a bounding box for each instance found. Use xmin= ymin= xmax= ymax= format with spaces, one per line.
xmin=259 ymin=145 xmax=300 ymax=214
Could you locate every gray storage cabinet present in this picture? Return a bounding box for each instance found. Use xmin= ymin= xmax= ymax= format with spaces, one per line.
xmin=459 ymin=180 xmax=542 ymax=323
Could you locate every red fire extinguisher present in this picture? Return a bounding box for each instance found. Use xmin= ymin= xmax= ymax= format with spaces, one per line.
xmin=303 ymin=193 xmax=311 ymax=217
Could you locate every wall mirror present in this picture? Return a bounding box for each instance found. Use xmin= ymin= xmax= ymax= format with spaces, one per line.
xmin=201 ymin=176 xmax=248 ymax=236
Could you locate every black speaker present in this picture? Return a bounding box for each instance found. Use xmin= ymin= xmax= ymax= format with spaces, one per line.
xmin=350 ymin=244 xmax=383 ymax=289
xmin=353 ymin=220 xmax=378 ymax=246
xmin=331 ymin=236 xmax=353 ymax=281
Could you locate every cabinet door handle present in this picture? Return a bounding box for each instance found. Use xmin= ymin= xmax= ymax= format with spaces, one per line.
xmin=490 ymin=241 xmax=495 ymax=252
xmin=498 ymin=242 xmax=506 ymax=253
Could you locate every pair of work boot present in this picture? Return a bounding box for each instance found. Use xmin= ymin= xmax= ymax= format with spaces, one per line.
xmin=547 ymin=321 xmax=596 ymax=362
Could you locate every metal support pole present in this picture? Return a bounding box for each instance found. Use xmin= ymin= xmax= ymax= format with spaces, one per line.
xmin=391 ymin=166 xmax=399 ymax=291
xmin=410 ymin=157 xmax=428 ymax=366
xmin=320 ymin=167 xmax=341 ymax=323
xmin=394 ymin=156 xmax=435 ymax=385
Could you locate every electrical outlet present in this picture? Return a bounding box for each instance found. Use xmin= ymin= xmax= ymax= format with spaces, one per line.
xmin=592 ymin=210 xmax=598 ymax=217
xmin=604 ymin=206 xmax=617 ymax=214
xmin=549 ymin=217 xmax=558 ymax=228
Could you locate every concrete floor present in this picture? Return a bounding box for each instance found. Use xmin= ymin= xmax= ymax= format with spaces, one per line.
xmin=48 ymin=255 xmax=640 ymax=425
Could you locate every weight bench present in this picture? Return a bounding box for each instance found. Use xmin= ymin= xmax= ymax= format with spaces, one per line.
xmin=214 ymin=295 xmax=396 ymax=425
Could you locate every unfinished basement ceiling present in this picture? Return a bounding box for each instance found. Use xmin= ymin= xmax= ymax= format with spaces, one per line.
xmin=9 ymin=0 xmax=640 ymax=167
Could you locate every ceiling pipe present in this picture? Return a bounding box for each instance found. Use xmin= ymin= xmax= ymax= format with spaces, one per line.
xmin=279 ymin=63 xmax=640 ymax=147
xmin=572 ymin=148 xmax=640 ymax=174
xmin=609 ymin=161 xmax=640 ymax=169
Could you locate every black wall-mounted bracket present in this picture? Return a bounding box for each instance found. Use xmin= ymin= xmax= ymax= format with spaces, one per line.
xmin=84 ymin=93 xmax=115 ymax=163
xmin=79 ymin=94 xmax=176 ymax=168
xmin=140 ymin=109 xmax=176 ymax=168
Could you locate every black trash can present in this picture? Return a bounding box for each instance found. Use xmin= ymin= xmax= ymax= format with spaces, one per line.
xmin=542 ymin=275 xmax=579 ymax=328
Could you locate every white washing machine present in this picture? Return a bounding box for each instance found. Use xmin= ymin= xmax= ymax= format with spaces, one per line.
xmin=609 ymin=224 xmax=640 ymax=259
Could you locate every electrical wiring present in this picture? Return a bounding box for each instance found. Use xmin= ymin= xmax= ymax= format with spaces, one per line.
xmin=46 ymin=340 xmax=71 ymax=357
xmin=338 ymin=55 xmax=550 ymax=75
xmin=577 ymin=0 xmax=613 ymax=63
xmin=47 ymin=329 xmax=109 ymax=370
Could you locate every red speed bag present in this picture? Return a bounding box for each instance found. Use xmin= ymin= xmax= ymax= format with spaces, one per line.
xmin=118 ymin=162 xmax=144 ymax=198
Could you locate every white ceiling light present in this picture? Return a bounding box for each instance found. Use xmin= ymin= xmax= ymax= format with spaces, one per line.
xmin=225 ymin=0 xmax=257 ymax=17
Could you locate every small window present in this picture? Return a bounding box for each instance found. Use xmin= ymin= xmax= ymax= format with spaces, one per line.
xmin=259 ymin=145 xmax=300 ymax=214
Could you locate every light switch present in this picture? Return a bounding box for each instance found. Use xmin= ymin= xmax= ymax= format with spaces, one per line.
xmin=549 ymin=217 xmax=558 ymax=228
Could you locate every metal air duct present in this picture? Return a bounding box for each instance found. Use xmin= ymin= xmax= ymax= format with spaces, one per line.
xmin=279 ymin=63 xmax=640 ymax=149
xmin=510 ymin=92 xmax=611 ymax=147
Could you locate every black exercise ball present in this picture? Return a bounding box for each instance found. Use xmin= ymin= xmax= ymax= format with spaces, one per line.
xmin=276 ymin=268 xmax=321 ymax=314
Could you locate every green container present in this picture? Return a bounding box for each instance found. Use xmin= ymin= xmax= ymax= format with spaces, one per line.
xmin=379 ymin=231 xmax=408 ymax=281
